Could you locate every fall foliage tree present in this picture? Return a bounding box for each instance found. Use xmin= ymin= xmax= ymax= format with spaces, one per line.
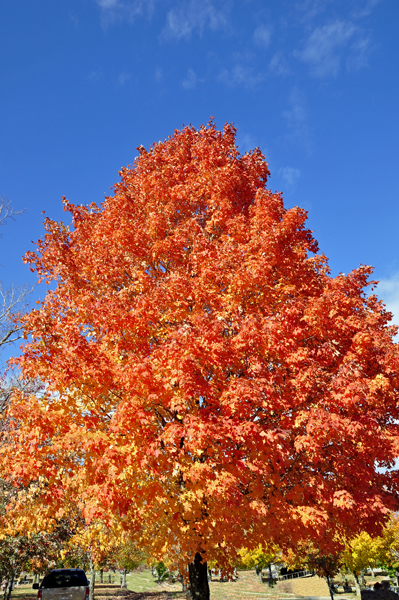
xmin=2 ymin=122 xmax=399 ymax=600
xmin=238 ymin=544 xmax=281 ymax=585
xmin=341 ymin=531 xmax=385 ymax=595
xmin=284 ymin=541 xmax=342 ymax=600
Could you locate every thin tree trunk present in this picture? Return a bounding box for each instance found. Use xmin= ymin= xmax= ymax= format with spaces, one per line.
xmin=258 ymin=568 xmax=263 ymax=583
xmin=89 ymin=562 xmax=95 ymax=600
xmin=326 ymin=575 xmax=334 ymax=600
xmin=3 ymin=580 xmax=9 ymax=600
xmin=121 ymin=569 xmax=127 ymax=589
xmin=360 ymin=570 xmax=366 ymax=589
xmin=100 ymin=571 xmax=103 ymax=584
xmin=6 ymin=575 xmax=14 ymax=600
xmin=188 ymin=553 xmax=210 ymax=600
xmin=353 ymin=572 xmax=361 ymax=597
xmin=268 ymin=565 xmax=273 ymax=588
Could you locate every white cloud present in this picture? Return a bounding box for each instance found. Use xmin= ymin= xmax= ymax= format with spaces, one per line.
xmin=218 ymin=64 xmax=265 ymax=88
xmin=253 ymin=25 xmax=271 ymax=48
xmin=237 ymin=133 xmax=256 ymax=154
xmin=278 ymin=167 xmax=301 ymax=188
xmin=269 ymin=52 xmax=289 ymax=76
xmin=346 ymin=34 xmax=372 ymax=71
xmin=352 ymin=0 xmax=382 ymax=19
xmin=294 ymin=0 xmax=331 ymax=21
xmin=118 ymin=72 xmax=131 ymax=85
xmin=70 ymin=14 xmax=80 ymax=29
xmin=88 ymin=70 xmax=104 ymax=81
xmin=182 ymin=68 xmax=197 ymax=89
xmin=97 ymin=0 xmax=119 ymax=7
xmin=294 ymin=19 xmax=372 ymax=77
xmin=375 ymin=274 xmax=399 ymax=332
xmin=94 ymin=0 xmax=155 ymax=26
xmin=282 ymin=87 xmax=312 ymax=151
xmin=162 ymin=0 xmax=230 ymax=40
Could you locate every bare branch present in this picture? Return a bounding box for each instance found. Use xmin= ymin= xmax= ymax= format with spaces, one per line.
xmin=0 ymin=283 xmax=34 ymax=348
xmin=0 ymin=197 xmax=33 ymax=351
xmin=0 ymin=196 xmax=25 ymax=227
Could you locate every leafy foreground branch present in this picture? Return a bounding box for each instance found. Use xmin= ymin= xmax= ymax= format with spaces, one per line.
xmin=2 ymin=122 xmax=399 ymax=600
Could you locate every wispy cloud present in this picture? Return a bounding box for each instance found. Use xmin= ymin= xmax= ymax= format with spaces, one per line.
xmin=269 ymin=52 xmax=289 ymax=76
xmin=237 ymin=132 xmax=257 ymax=154
xmin=351 ymin=0 xmax=382 ymax=19
xmin=278 ymin=166 xmax=301 ymax=188
xmin=182 ymin=68 xmax=197 ymax=89
xmin=118 ymin=72 xmax=131 ymax=85
xmin=218 ymin=64 xmax=265 ymax=88
xmin=94 ymin=0 xmax=155 ymax=26
xmin=97 ymin=0 xmax=119 ymax=7
xmin=70 ymin=14 xmax=80 ymax=29
xmin=294 ymin=0 xmax=331 ymax=21
xmin=294 ymin=20 xmax=372 ymax=77
xmin=253 ymin=25 xmax=272 ymax=48
xmin=154 ymin=68 xmax=163 ymax=82
xmin=162 ymin=0 xmax=230 ymax=40
xmin=282 ymin=87 xmax=312 ymax=151
xmin=375 ymin=274 xmax=399 ymax=333
xmin=88 ymin=70 xmax=104 ymax=81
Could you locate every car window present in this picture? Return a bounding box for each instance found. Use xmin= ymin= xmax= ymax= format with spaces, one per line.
xmin=41 ymin=572 xmax=88 ymax=588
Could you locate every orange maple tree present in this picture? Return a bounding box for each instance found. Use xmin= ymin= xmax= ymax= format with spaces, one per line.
xmin=2 ymin=122 xmax=399 ymax=600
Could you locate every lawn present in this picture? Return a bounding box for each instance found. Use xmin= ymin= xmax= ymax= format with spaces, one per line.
xmin=123 ymin=569 xmax=297 ymax=600
xmin=7 ymin=570 xmax=312 ymax=600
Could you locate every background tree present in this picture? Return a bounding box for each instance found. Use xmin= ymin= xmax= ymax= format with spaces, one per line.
xmin=0 ymin=197 xmax=32 ymax=353
xmin=284 ymin=541 xmax=342 ymax=600
xmin=238 ymin=544 xmax=281 ymax=585
xmin=341 ymin=532 xmax=384 ymax=596
xmin=376 ymin=513 xmax=399 ymax=577
xmin=3 ymin=122 xmax=399 ymax=600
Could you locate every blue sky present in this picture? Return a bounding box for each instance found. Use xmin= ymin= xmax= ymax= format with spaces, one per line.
xmin=1 ymin=0 xmax=399 ymax=360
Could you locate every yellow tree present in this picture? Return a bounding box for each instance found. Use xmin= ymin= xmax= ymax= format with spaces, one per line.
xmin=238 ymin=544 xmax=281 ymax=585
xmin=341 ymin=532 xmax=384 ymax=596
xmin=378 ymin=513 xmax=399 ymax=575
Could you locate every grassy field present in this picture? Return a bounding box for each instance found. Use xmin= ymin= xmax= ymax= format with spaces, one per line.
xmin=14 ymin=568 xmax=388 ymax=600
xmin=8 ymin=570 xmax=298 ymax=600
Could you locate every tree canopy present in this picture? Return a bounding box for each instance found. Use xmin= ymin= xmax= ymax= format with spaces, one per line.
xmin=2 ymin=122 xmax=399 ymax=599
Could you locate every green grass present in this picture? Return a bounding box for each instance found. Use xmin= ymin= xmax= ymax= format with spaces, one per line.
xmin=8 ymin=570 xmax=304 ymax=600
xmin=123 ymin=569 xmax=298 ymax=600
xmin=7 ymin=584 xmax=37 ymax=600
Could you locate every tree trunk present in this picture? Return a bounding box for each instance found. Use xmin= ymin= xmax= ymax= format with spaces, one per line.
xmin=121 ymin=569 xmax=127 ymax=589
xmin=258 ymin=568 xmax=263 ymax=583
xmin=3 ymin=580 xmax=9 ymax=600
xmin=353 ymin=572 xmax=361 ymax=597
xmin=188 ymin=553 xmax=210 ymax=600
xmin=181 ymin=575 xmax=188 ymax=593
xmin=100 ymin=570 xmax=103 ymax=584
xmin=6 ymin=575 xmax=14 ymax=600
xmin=268 ymin=565 xmax=273 ymax=588
xmin=89 ymin=562 xmax=95 ymax=600
xmin=360 ymin=570 xmax=366 ymax=589
xmin=326 ymin=575 xmax=334 ymax=600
